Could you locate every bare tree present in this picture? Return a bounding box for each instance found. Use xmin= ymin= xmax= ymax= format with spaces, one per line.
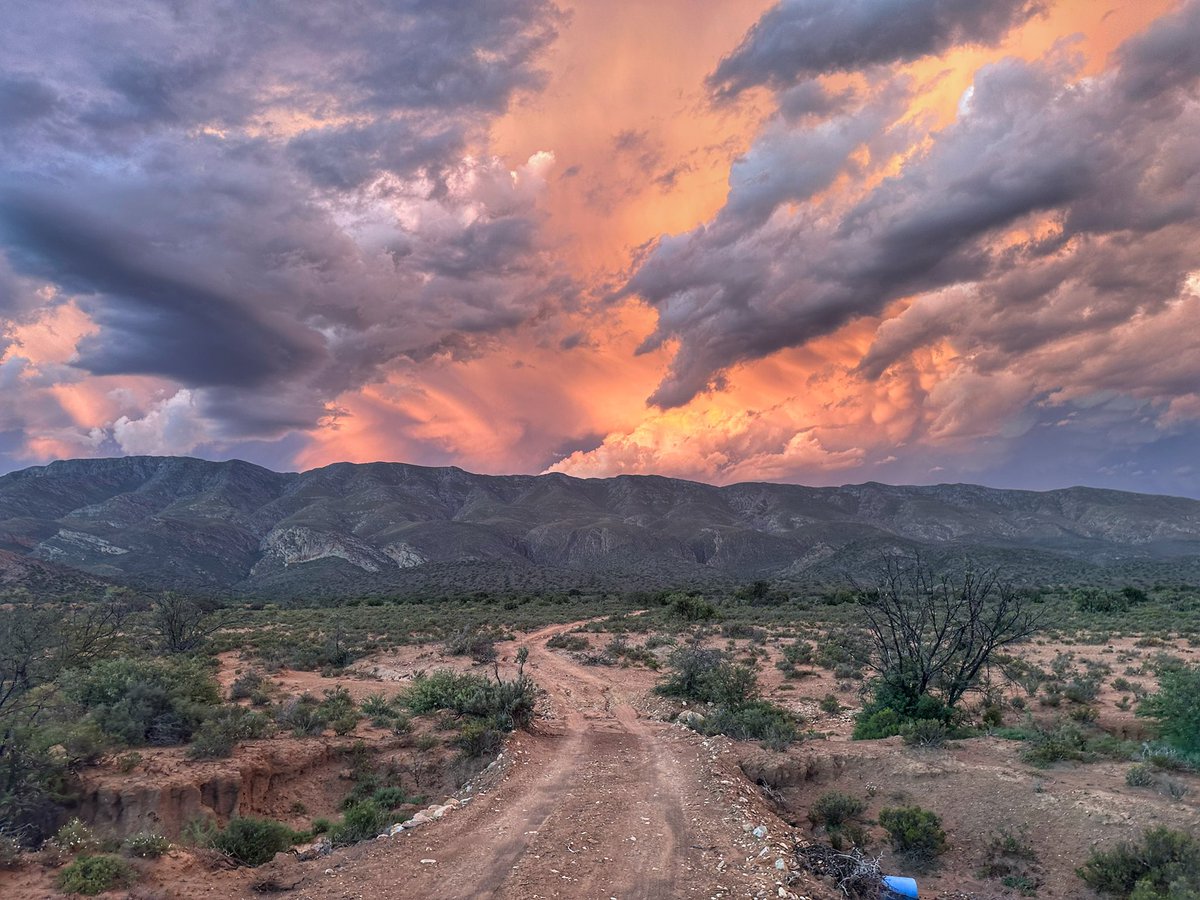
xmin=856 ymin=555 xmax=1038 ymax=710
xmin=148 ymin=592 xmax=232 ymax=654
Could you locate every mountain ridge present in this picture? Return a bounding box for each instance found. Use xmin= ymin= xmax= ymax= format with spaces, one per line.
xmin=2 ymin=455 xmax=1199 ymax=597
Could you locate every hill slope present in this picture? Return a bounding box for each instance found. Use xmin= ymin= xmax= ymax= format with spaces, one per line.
xmin=1 ymin=456 xmax=1199 ymax=596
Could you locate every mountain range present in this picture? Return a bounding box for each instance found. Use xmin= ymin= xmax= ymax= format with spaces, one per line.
xmin=1 ymin=456 xmax=1199 ymax=598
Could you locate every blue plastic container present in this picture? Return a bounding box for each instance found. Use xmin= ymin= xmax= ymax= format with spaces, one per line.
xmin=882 ymin=875 xmax=919 ymax=898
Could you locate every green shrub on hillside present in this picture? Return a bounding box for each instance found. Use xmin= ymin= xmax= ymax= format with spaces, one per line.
xmin=57 ymin=855 xmax=135 ymax=895
xmin=65 ymin=657 xmax=221 ymax=746
xmin=1138 ymin=664 xmax=1200 ymax=759
xmin=878 ymin=806 xmax=948 ymax=863
xmin=1078 ymin=827 xmax=1200 ymax=898
xmin=211 ymin=817 xmax=296 ymax=866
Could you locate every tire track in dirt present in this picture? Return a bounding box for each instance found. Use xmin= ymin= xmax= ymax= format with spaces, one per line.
xmin=288 ymin=620 xmax=812 ymax=900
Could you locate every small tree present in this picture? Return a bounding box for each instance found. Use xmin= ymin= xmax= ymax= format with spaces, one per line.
xmin=148 ymin=593 xmax=230 ymax=655
xmin=856 ymin=556 xmax=1036 ymax=716
xmin=1138 ymin=664 xmax=1200 ymax=758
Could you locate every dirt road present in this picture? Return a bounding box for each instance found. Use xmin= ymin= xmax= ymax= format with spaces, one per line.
xmin=286 ymin=621 xmax=811 ymax=900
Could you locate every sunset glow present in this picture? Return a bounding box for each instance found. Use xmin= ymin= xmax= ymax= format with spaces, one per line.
xmin=2 ymin=0 xmax=1199 ymax=495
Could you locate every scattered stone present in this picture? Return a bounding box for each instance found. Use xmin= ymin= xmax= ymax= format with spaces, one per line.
xmin=420 ymin=859 xmax=436 ymax=865
xmin=752 ymin=825 xmax=769 ymax=839
xmin=293 ymin=839 xmax=331 ymax=861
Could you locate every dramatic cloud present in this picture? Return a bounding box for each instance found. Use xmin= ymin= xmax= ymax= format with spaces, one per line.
xmin=0 ymin=0 xmax=566 ymax=450
xmin=708 ymin=0 xmax=1044 ymax=99
xmin=627 ymin=0 xmax=1200 ymax=413
xmin=2 ymin=0 xmax=1199 ymax=498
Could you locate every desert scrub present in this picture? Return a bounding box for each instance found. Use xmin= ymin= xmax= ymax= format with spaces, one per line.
xmin=443 ymin=626 xmax=499 ymax=662
xmin=699 ymin=701 xmax=797 ymax=751
xmin=229 ymin=669 xmax=270 ymax=704
xmin=275 ymin=693 xmax=328 ymax=736
xmin=1126 ymin=763 xmax=1156 ymax=787
xmin=0 ymin=830 xmax=23 ymax=869
xmin=57 ymin=855 xmax=135 ymax=895
xmin=53 ymin=818 xmax=100 ymax=854
xmin=329 ymin=801 xmax=385 ymax=847
xmin=1138 ymin=663 xmax=1200 ymax=759
xmin=123 ymin=831 xmax=170 ymax=858
xmin=455 ymin=720 xmax=505 ymax=758
xmin=1077 ymin=827 xmax=1200 ymax=898
xmin=977 ymin=826 xmax=1040 ymax=893
xmin=658 ymin=646 xmax=797 ymax=749
xmin=901 ymin=719 xmax=949 ymax=748
xmin=64 ymin=656 xmax=221 ymax=747
xmin=878 ymin=806 xmax=948 ymax=864
xmin=211 ymin=817 xmax=296 ymax=866
xmin=402 ymin=666 xmax=536 ymax=731
xmin=546 ymin=632 xmax=588 ymax=651
xmin=808 ymin=792 xmax=866 ymax=830
xmin=818 ymin=693 xmax=842 ymax=714
xmin=187 ymin=706 xmax=272 ymax=759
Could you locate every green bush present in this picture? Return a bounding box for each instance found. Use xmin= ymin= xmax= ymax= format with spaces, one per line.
xmin=878 ymin=806 xmax=948 ymax=863
xmin=444 ymin=627 xmax=498 ymax=662
xmin=1138 ymin=665 xmax=1200 ymax=759
xmin=671 ymin=594 xmax=716 ymax=622
xmin=275 ymin=694 xmax=328 ymax=736
xmin=229 ymin=670 xmax=269 ymax=704
xmin=53 ymin=818 xmax=100 ymax=854
xmin=1078 ymin=827 xmax=1200 ymax=898
xmin=403 ymin=669 xmax=536 ymax=730
xmin=455 ymin=720 xmax=505 ymax=758
xmin=902 ymin=719 xmax=949 ymax=748
xmin=700 ymin=701 xmax=796 ymax=750
xmin=123 ymin=831 xmax=170 ymax=858
xmin=211 ymin=817 xmax=296 ymax=866
xmin=659 ymin=647 xmax=794 ymax=749
xmin=657 ymin=647 xmax=757 ymax=706
xmin=187 ymin=707 xmax=272 ymax=759
xmin=371 ymin=787 xmax=410 ymax=810
xmin=329 ymin=801 xmax=385 ymax=847
xmin=1127 ymin=764 xmax=1155 ymax=787
xmin=359 ymin=693 xmax=395 ymax=718
xmin=1019 ymin=722 xmax=1090 ymax=767
xmin=808 ymin=792 xmax=866 ymax=830
xmin=546 ymin=633 xmax=588 ymax=651
xmin=853 ymin=685 xmax=952 ymax=740
xmin=65 ymin=657 xmax=221 ymax=747
xmin=57 ymin=855 xmax=135 ymax=895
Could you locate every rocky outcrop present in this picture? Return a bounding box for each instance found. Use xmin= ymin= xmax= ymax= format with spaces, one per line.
xmin=77 ymin=742 xmax=339 ymax=839
xmin=254 ymin=526 xmax=426 ymax=574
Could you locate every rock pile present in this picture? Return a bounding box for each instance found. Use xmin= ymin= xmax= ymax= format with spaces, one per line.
xmin=379 ymin=797 xmax=467 ymax=838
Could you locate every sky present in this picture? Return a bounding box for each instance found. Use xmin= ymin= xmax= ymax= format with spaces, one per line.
xmin=1 ymin=0 xmax=1199 ymax=496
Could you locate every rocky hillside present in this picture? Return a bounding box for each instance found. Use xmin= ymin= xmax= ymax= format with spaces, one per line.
xmin=1 ymin=456 xmax=1199 ymax=596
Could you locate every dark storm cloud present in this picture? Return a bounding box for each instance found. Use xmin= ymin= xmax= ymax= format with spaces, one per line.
xmin=626 ymin=1 xmax=1200 ymax=409
xmin=708 ymin=0 xmax=1043 ymax=100
xmin=0 ymin=0 xmax=566 ymax=441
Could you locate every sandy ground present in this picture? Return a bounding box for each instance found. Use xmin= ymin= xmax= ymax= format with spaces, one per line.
xmin=7 ymin=625 xmax=1198 ymax=899
xmin=4 ymin=622 xmax=829 ymax=900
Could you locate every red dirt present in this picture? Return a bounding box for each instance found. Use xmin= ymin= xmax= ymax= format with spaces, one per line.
xmin=4 ymin=622 xmax=830 ymax=899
